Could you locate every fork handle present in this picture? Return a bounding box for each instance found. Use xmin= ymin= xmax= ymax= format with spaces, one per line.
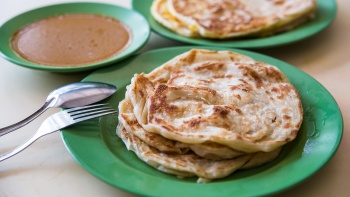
xmin=0 ymin=102 xmax=51 ymax=137
xmin=0 ymin=131 xmax=47 ymax=161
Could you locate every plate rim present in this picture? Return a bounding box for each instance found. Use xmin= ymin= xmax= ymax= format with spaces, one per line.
xmin=131 ymin=0 xmax=337 ymax=48
xmin=61 ymin=46 xmax=343 ymax=197
xmin=0 ymin=2 xmax=150 ymax=72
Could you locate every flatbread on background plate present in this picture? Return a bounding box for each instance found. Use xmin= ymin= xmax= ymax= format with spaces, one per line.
xmin=151 ymin=0 xmax=317 ymax=39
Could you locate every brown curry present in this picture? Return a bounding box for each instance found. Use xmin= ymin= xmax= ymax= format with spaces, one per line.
xmin=11 ymin=14 xmax=131 ymax=67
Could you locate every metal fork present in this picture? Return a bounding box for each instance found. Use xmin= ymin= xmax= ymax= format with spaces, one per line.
xmin=0 ymin=103 xmax=117 ymax=162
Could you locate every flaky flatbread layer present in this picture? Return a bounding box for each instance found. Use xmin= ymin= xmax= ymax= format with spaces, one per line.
xmin=119 ymin=97 xmax=245 ymax=160
xmin=127 ymin=49 xmax=303 ymax=153
xmin=117 ymin=123 xmax=281 ymax=182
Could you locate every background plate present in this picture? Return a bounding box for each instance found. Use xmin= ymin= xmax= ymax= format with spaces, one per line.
xmin=0 ymin=2 xmax=150 ymax=72
xmin=61 ymin=46 xmax=343 ymax=197
xmin=132 ymin=0 xmax=337 ymax=48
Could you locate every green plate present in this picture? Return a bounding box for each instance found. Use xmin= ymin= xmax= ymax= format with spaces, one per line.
xmin=0 ymin=2 xmax=150 ymax=72
xmin=132 ymin=0 xmax=337 ymax=48
xmin=61 ymin=46 xmax=343 ymax=197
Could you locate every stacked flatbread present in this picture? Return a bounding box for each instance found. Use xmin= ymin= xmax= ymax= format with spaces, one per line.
xmin=117 ymin=49 xmax=303 ymax=182
xmin=151 ymin=0 xmax=317 ymax=39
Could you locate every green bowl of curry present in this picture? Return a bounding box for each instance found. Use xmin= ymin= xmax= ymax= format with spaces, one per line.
xmin=0 ymin=2 xmax=150 ymax=72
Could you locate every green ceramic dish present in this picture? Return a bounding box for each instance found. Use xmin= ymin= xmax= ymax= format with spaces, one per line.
xmin=132 ymin=0 xmax=337 ymax=48
xmin=0 ymin=2 xmax=150 ymax=72
xmin=61 ymin=46 xmax=343 ymax=197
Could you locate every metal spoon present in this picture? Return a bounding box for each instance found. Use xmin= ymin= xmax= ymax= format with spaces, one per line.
xmin=0 ymin=81 xmax=117 ymax=136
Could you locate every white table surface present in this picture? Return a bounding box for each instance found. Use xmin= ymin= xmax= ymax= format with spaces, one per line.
xmin=0 ymin=0 xmax=349 ymax=196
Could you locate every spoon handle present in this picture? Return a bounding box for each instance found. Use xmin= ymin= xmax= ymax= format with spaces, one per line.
xmin=0 ymin=101 xmax=51 ymax=136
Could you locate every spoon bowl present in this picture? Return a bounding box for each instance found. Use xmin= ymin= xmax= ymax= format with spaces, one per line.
xmin=0 ymin=82 xmax=117 ymax=136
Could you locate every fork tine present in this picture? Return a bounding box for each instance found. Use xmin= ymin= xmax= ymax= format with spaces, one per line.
xmin=65 ymin=103 xmax=117 ymax=123
xmin=64 ymin=103 xmax=108 ymax=112
xmin=68 ymin=106 xmax=112 ymax=116
xmin=71 ymin=110 xmax=117 ymax=122
xmin=69 ymin=107 xmax=116 ymax=119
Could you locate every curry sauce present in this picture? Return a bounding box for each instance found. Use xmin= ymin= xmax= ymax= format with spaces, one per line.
xmin=11 ymin=14 xmax=131 ymax=67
